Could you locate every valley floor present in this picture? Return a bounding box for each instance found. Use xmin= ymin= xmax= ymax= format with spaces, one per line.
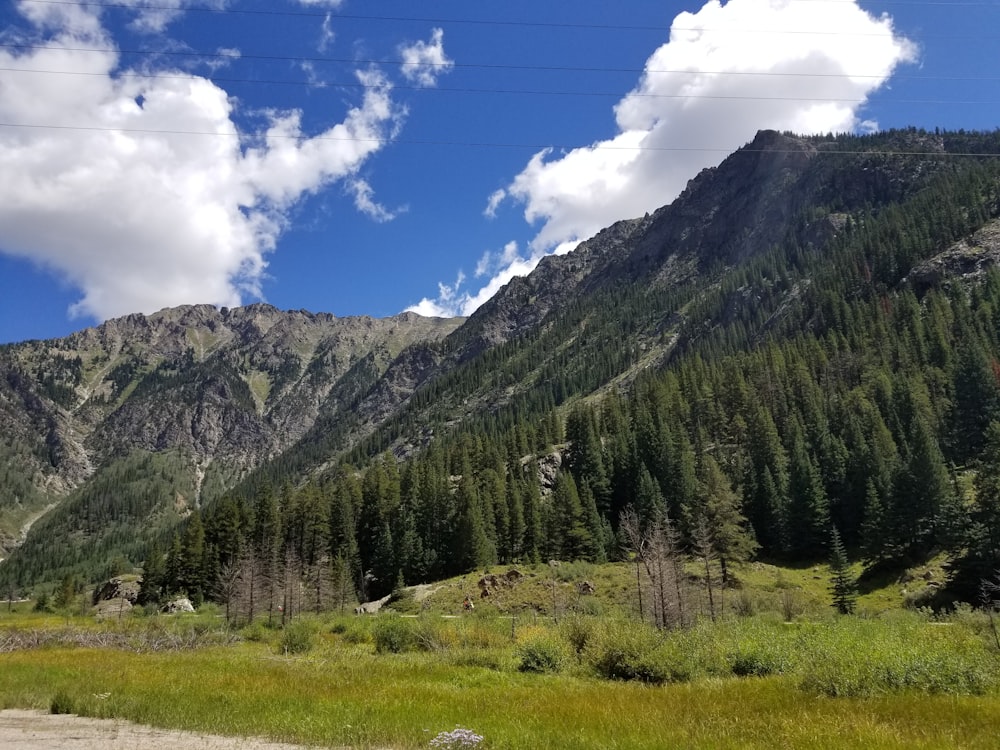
xmin=0 ymin=710 xmax=318 ymax=750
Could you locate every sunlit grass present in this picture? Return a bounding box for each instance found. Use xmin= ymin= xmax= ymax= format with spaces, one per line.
xmin=2 ymin=611 xmax=999 ymax=749
xmin=2 ymin=563 xmax=999 ymax=749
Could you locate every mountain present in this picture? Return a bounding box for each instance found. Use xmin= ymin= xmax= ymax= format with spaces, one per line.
xmin=0 ymin=305 xmax=460 ymax=558
xmin=4 ymin=127 xmax=1000 ymax=598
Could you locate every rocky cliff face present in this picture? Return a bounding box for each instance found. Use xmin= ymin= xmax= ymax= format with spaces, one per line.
xmin=0 ymin=304 xmax=461 ymax=547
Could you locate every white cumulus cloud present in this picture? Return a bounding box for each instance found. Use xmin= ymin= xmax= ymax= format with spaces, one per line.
xmin=0 ymin=4 xmax=403 ymax=321
xmin=399 ymin=28 xmax=454 ymax=88
xmin=415 ymin=0 xmax=916 ymax=318
xmin=407 ymin=242 xmax=542 ymax=318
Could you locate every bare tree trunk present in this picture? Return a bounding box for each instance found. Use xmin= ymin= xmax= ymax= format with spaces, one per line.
xmin=635 ymin=556 xmax=643 ymax=622
xmin=692 ymin=516 xmax=717 ymax=622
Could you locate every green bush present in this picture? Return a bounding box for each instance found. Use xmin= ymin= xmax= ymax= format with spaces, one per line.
xmin=240 ymin=622 xmax=268 ymax=643
xmin=551 ymin=561 xmax=595 ymax=583
xmin=413 ymin=617 xmax=456 ymax=652
xmin=517 ymin=633 xmax=569 ymax=673
xmin=585 ymin=620 xmax=663 ymax=682
xmin=373 ymin=616 xmax=417 ymax=654
xmin=560 ymin=615 xmax=594 ymax=656
xmin=724 ymin=619 xmax=795 ymax=677
xmin=335 ymin=618 xmax=373 ymax=645
xmin=279 ymin=620 xmax=316 ymax=655
xmin=50 ymin=691 xmax=75 ymax=715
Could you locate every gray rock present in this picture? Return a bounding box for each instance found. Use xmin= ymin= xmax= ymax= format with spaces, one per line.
xmin=163 ymin=597 xmax=195 ymax=614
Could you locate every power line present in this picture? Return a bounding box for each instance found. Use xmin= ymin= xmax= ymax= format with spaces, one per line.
xmin=4 ymin=41 xmax=999 ymax=82
xmin=17 ymin=0 xmax=1000 ymax=30
xmin=3 ymin=65 xmax=1000 ymax=105
xmin=1 ymin=120 xmax=997 ymax=158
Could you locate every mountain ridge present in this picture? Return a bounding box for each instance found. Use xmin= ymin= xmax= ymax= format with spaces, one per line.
xmin=4 ymin=127 xmax=1000 ymax=591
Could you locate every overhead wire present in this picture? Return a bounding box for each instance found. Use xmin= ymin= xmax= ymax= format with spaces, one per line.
xmin=14 ymin=0 xmax=1000 ymax=29
xmin=2 ymin=65 xmax=1000 ymax=106
xmin=0 ymin=2 xmax=997 ymax=153
xmin=0 ymin=120 xmax=997 ymax=159
xmin=3 ymin=42 xmax=1000 ymax=83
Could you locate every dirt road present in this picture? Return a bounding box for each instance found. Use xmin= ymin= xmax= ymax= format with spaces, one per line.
xmin=0 ymin=710 xmax=322 ymax=750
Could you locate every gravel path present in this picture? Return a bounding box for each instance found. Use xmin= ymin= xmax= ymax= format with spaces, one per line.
xmin=0 ymin=710 xmax=323 ymax=750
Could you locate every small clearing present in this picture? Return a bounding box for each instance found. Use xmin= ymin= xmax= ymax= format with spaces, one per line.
xmin=0 ymin=710 xmax=330 ymax=750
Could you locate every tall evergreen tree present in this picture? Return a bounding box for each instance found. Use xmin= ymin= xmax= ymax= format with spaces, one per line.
xmin=697 ymin=455 xmax=758 ymax=583
xmin=785 ymin=423 xmax=831 ymax=558
xmin=829 ymin=527 xmax=857 ymax=615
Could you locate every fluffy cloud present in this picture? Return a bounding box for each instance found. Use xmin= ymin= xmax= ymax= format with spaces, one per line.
xmin=0 ymin=4 xmax=405 ymax=321
xmin=415 ymin=0 xmax=915 ymax=317
xmin=399 ymin=28 xmax=454 ymax=88
xmin=407 ymin=242 xmax=546 ymax=318
xmin=407 ymin=271 xmax=467 ymax=318
xmin=505 ymin=0 xmax=916 ymax=254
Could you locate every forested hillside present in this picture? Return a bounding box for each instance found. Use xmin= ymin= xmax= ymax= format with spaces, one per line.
xmin=4 ymin=128 xmax=1000 ymax=608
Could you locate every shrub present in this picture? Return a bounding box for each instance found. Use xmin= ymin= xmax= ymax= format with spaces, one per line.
xmin=279 ymin=620 xmax=316 ymax=655
xmin=373 ymin=616 xmax=417 ymax=654
xmin=731 ymin=590 xmax=756 ymax=617
xmin=385 ymin=586 xmax=418 ymax=614
xmin=551 ymin=560 xmax=595 ymax=583
xmin=335 ymin=618 xmax=373 ymax=646
xmin=560 ymin=615 xmax=594 ymax=656
xmin=585 ymin=620 xmax=663 ymax=682
xmin=414 ymin=618 xmax=458 ymax=652
xmin=240 ymin=622 xmax=268 ymax=643
xmin=455 ymin=618 xmax=510 ymax=651
xmin=725 ymin=619 xmax=795 ymax=677
xmin=517 ymin=633 xmax=569 ymax=673
xmin=50 ymin=691 xmax=75 ymax=715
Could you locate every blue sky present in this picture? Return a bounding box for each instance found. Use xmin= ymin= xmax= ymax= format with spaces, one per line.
xmin=0 ymin=0 xmax=996 ymax=344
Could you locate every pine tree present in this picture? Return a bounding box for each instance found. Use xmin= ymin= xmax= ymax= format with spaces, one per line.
xmin=948 ymin=421 xmax=1000 ymax=598
xmin=138 ymin=540 xmax=166 ymax=606
xmin=454 ymin=473 xmax=493 ymax=572
xmin=522 ymin=465 xmax=544 ymax=564
xmin=181 ymin=511 xmax=206 ymax=604
xmin=786 ymin=424 xmax=831 ymax=558
xmin=888 ymin=414 xmax=952 ymax=559
xmin=829 ymin=527 xmax=857 ymax=615
xmin=697 ymin=455 xmax=758 ymax=583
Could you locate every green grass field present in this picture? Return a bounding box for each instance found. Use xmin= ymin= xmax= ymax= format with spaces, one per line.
xmin=1 ymin=561 xmax=999 ymax=749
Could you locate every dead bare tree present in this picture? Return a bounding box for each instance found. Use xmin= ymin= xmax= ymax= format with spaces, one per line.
xmin=691 ymin=514 xmax=718 ymax=622
xmin=280 ymin=550 xmax=303 ymax=625
xmin=981 ymin=571 xmax=1000 ymax=651
xmin=621 ymin=507 xmax=688 ymax=629
xmin=216 ymin=559 xmax=243 ymax=626
xmin=304 ymin=555 xmax=335 ymax=613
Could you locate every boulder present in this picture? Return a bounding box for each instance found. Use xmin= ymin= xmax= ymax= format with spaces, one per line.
xmin=94 ymin=597 xmax=133 ymax=620
xmin=163 ymin=597 xmax=195 ymax=614
xmin=92 ymin=576 xmax=140 ymax=605
xmin=577 ymin=581 xmax=596 ymax=596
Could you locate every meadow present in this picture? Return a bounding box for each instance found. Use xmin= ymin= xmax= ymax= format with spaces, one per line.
xmin=2 ymin=562 xmax=1000 ymax=749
